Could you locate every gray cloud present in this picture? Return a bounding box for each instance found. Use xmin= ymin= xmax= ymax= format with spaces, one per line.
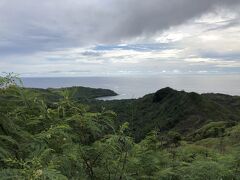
xmin=0 ymin=0 xmax=239 ymax=55
xmin=81 ymin=51 xmax=102 ymax=57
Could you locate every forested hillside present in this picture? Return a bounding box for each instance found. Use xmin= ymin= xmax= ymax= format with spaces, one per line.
xmin=95 ymin=87 xmax=240 ymax=141
xmin=0 ymin=74 xmax=240 ymax=179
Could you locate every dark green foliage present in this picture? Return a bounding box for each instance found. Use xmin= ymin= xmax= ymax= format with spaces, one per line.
xmin=153 ymin=87 xmax=177 ymax=103
xmin=95 ymin=87 xmax=240 ymax=141
xmin=0 ymin=74 xmax=240 ymax=179
xmin=49 ymin=86 xmax=117 ymax=102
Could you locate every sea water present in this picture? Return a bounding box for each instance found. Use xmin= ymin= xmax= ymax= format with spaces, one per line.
xmin=22 ymin=74 xmax=240 ymax=100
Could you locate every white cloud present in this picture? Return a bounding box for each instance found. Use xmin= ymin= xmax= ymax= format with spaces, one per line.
xmin=0 ymin=2 xmax=239 ymax=76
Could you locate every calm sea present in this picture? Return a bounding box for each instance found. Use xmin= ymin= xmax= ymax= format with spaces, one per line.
xmin=22 ymin=75 xmax=240 ymax=100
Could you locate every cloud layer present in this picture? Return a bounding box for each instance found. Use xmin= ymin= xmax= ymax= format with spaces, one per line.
xmin=0 ymin=0 xmax=240 ymax=76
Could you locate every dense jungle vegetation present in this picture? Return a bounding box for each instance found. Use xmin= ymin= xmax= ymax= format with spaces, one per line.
xmin=0 ymin=73 xmax=240 ymax=179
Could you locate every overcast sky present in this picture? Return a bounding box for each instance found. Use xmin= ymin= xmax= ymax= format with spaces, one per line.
xmin=0 ymin=0 xmax=240 ymax=77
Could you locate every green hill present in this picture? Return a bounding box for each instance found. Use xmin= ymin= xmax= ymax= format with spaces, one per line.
xmin=0 ymin=86 xmax=117 ymax=112
xmin=1 ymin=75 xmax=240 ymax=179
xmin=96 ymin=87 xmax=240 ymax=141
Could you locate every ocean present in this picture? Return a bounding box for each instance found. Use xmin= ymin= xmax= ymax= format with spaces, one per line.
xmin=22 ymin=74 xmax=240 ymax=100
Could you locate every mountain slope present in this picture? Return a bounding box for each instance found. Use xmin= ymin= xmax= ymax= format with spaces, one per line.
xmin=1 ymin=82 xmax=240 ymax=179
xmin=97 ymin=87 xmax=240 ymax=141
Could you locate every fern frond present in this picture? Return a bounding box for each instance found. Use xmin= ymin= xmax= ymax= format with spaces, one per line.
xmin=0 ymin=168 xmax=24 ymax=180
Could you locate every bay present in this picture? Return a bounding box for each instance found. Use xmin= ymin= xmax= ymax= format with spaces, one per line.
xmin=22 ymin=74 xmax=240 ymax=100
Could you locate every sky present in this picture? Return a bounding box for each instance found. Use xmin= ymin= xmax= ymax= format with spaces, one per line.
xmin=0 ymin=0 xmax=240 ymax=77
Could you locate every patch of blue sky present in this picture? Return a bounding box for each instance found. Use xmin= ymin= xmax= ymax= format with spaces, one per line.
xmin=200 ymin=51 xmax=240 ymax=61
xmin=93 ymin=43 xmax=175 ymax=52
